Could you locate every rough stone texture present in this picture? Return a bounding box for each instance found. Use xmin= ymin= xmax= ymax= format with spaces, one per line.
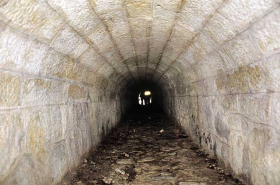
xmin=0 ymin=0 xmax=280 ymax=184
xmin=61 ymin=112 xmax=244 ymax=185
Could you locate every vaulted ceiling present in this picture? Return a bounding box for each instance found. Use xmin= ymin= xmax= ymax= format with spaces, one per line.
xmin=0 ymin=0 xmax=279 ymax=93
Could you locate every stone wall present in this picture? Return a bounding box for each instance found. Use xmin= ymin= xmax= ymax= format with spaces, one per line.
xmin=0 ymin=16 xmax=122 ymax=185
xmin=0 ymin=0 xmax=280 ymax=184
xmin=169 ymin=3 xmax=280 ymax=185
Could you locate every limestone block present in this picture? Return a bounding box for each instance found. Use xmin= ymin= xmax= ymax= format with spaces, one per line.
xmin=0 ymin=111 xmax=25 ymax=182
xmin=162 ymin=25 xmax=195 ymax=61
xmin=48 ymin=105 xmax=67 ymax=143
xmin=128 ymin=69 xmax=138 ymax=78
xmin=21 ymin=77 xmax=68 ymax=107
xmin=68 ymin=84 xmax=87 ymax=102
xmin=200 ymin=77 xmax=219 ymax=96
xmin=200 ymin=97 xmax=215 ymax=130
xmin=23 ymin=107 xmax=51 ymax=161
xmin=130 ymin=67 xmax=139 ymax=76
xmin=47 ymin=0 xmax=101 ymax=36
xmin=204 ymin=12 xmax=236 ymax=45
xmin=65 ymin=128 xmax=83 ymax=169
xmin=124 ymin=57 xmax=137 ymax=67
xmin=196 ymin=80 xmax=208 ymax=96
xmin=156 ymin=63 xmax=169 ymax=73
xmin=138 ymin=67 xmax=146 ymax=76
xmin=194 ymin=52 xmax=226 ymax=80
xmin=115 ymin=37 xmax=135 ymax=60
xmin=225 ymin=32 xmax=263 ymax=67
xmin=172 ymin=60 xmax=190 ymax=75
xmin=153 ymin=4 xmax=176 ymax=20
xmin=263 ymin=132 xmax=280 ymax=185
xmin=154 ymin=0 xmax=182 ymax=12
xmin=0 ymin=0 xmax=64 ymax=43
xmin=100 ymin=47 xmax=123 ymax=67
xmin=49 ymin=80 xmax=69 ymax=105
xmin=215 ymin=66 xmax=254 ymax=94
xmin=134 ymin=37 xmax=149 ymax=55
xmin=150 ymin=19 xmax=174 ymax=39
xmin=229 ymin=131 xmax=245 ymax=174
xmin=249 ymin=127 xmax=271 ymax=185
xmin=87 ymin=102 xmax=100 ymax=144
xmin=136 ymin=55 xmax=147 ymax=67
xmin=239 ymin=93 xmax=270 ymax=124
xmin=82 ymin=69 xmax=97 ymax=86
xmin=149 ymin=38 xmax=167 ymax=59
xmin=0 ymin=71 xmax=21 ymax=109
xmin=177 ymin=45 xmax=197 ymax=66
xmin=90 ymin=0 xmax=123 ymax=14
xmin=219 ymin=0 xmax=277 ymax=33
xmin=125 ymin=0 xmax=153 ymax=3
xmin=167 ymin=67 xmax=179 ymax=80
xmin=245 ymin=55 xmax=279 ymax=92
xmin=126 ymin=1 xmax=152 ymax=18
xmin=270 ymin=94 xmax=280 ymax=133
xmin=219 ymin=95 xmax=239 ymax=114
xmin=2 ymin=156 xmax=46 ymax=185
xmin=129 ymin=18 xmax=152 ymax=38
xmin=48 ymin=142 xmax=68 ymax=184
xmin=113 ymin=62 xmax=128 ymax=76
xmin=218 ymin=44 xmax=237 ymax=70
xmin=68 ymin=39 xmax=89 ymax=60
xmin=99 ymin=10 xmax=130 ymax=39
xmin=147 ymin=60 xmax=159 ymax=69
xmin=146 ymin=67 xmax=154 ymax=75
xmin=98 ymin=62 xmax=114 ymax=79
xmin=78 ymin=48 xmax=105 ymax=72
xmin=87 ymin=26 xmax=116 ymax=54
xmin=214 ymin=113 xmax=231 ymax=143
xmin=65 ymin=103 xmax=93 ymax=168
xmin=178 ymin=0 xmax=221 ymax=33
xmin=250 ymin=8 xmax=280 ymax=56
xmin=0 ymin=27 xmax=50 ymax=75
xmin=50 ymin=26 xmax=84 ymax=56
xmin=97 ymin=75 xmax=109 ymax=89
xmin=160 ymin=57 xmax=173 ymax=67
xmin=179 ymin=41 xmax=207 ymax=66
xmin=18 ymin=40 xmax=49 ymax=75
xmin=195 ymin=31 xmax=218 ymax=54
xmin=108 ymin=69 xmax=124 ymax=82
xmin=48 ymin=56 xmax=84 ymax=82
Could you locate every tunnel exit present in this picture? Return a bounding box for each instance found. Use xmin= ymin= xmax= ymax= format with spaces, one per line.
xmin=138 ymin=91 xmax=152 ymax=105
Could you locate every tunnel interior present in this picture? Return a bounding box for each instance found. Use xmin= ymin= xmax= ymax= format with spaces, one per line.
xmin=0 ymin=0 xmax=280 ymax=185
xmin=121 ymin=80 xmax=164 ymax=112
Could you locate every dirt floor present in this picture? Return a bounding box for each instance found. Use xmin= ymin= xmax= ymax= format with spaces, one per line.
xmin=60 ymin=108 xmax=244 ymax=185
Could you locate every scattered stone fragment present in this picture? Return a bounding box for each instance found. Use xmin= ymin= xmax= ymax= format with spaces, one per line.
xmin=61 ymin=112 xmax=244 ymax=185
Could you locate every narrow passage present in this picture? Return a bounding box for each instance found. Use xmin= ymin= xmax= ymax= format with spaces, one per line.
xmin=62 ymin=110 xmax=243 ymax=185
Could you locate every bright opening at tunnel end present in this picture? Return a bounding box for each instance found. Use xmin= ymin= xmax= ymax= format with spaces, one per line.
xmin=144 ymin=91 xmax=151 ymax=96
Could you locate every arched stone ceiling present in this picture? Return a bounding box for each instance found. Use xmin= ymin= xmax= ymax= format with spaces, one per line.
xmin=0 ymin=0 xmax=279 ymax=93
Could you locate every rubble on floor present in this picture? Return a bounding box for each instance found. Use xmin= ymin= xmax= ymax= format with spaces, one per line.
xmin=61 ymin=112 xmax=243 ymax=185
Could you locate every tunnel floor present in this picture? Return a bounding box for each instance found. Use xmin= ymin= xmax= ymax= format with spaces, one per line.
xmin=61 ymin=109 xmax=243 ymax=185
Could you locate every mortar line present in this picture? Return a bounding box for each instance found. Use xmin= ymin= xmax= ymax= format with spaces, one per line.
xmin=86 ymin=0 xmax=137 ymax=81
xmin=44 ymin=1 xmax=128 ymax=83
xmin=157 ymin=4 xmax=280 ymax=83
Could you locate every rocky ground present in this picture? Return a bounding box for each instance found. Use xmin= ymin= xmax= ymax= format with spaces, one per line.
xmin=60 ymin=109 xmax=244 ymax=185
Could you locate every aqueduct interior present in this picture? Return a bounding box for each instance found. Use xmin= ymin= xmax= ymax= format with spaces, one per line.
xmin=0 ymin=0 xmax=280 ymax=184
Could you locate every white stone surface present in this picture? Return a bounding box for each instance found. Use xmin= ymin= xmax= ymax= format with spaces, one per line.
xmin=0 ymin=0 xmax=280 ymax=184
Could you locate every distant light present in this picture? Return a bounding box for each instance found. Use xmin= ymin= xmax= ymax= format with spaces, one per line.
xmin=144 ymin=91 xmax=151 ymax=96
